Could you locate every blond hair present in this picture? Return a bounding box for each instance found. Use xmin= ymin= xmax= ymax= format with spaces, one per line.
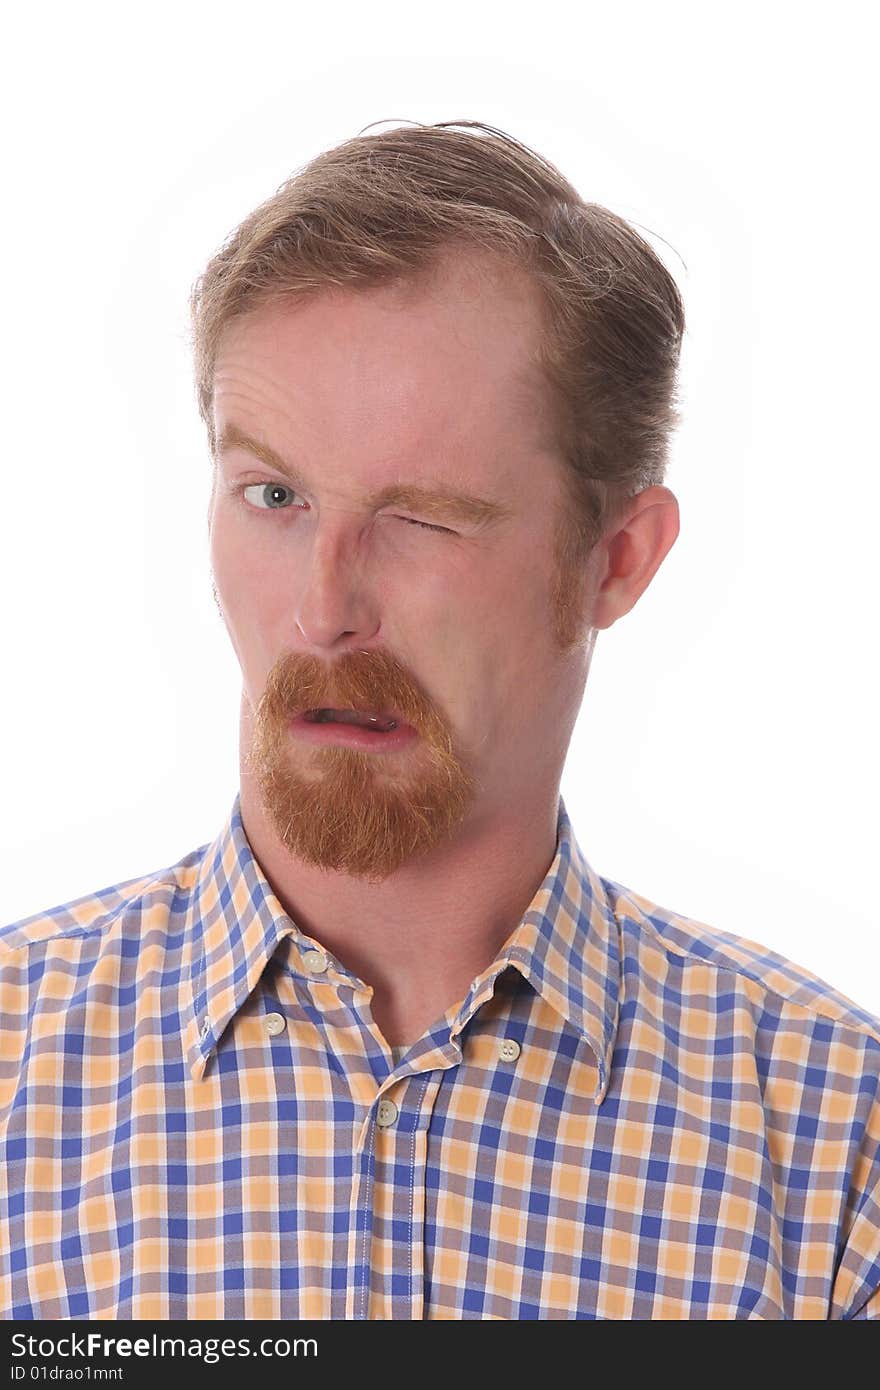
xmin=188 ymin=119 xmax=685 ymax=559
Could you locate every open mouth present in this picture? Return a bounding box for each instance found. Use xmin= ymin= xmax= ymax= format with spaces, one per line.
xmin=301 ymin=709 xmax=400 ymax=733
xmin=291 ymin=707 xmax=417 ymax=752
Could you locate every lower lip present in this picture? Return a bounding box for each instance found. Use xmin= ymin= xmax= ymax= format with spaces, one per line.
xmin=290 ymin=713 xmax=419 ymax=751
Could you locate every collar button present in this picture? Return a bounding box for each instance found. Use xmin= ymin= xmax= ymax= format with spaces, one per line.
xmin=302 ymin=948 xmax=329 ymax=974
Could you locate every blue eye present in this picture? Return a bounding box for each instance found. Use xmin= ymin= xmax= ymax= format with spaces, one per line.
xmin=240 ymin=484 xmax=453 ymax=534
xmin=242 ymin=483 xmax=300 ymax=510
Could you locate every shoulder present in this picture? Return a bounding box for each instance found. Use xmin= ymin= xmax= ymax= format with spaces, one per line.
xmin=0 ymin=841 xmax=209 ymax=959
xmin=601 ymin=874 xmax=880 ymax=1048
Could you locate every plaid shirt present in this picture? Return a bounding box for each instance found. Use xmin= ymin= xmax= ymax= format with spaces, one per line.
xmin=1 ymin=792 xmax=878 ymax=1320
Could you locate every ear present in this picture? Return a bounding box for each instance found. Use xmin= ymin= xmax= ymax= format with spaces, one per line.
xmin=590 ymin=486 xmax=680 ymax=631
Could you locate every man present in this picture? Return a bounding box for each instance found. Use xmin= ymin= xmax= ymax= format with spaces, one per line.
xmin=1 ymin=120 xmax=878 ymax=1322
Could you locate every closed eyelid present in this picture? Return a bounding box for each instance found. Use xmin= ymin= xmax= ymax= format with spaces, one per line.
xmin=239 ymin=482 xmax=453 ymax=532
xmin=217 ymin=428 xmax=511 ymax=529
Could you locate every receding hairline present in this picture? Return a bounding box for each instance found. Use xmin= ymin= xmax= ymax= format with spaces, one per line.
xmin=209 ymin=251 xmax=573 ymax=530
xmin=208 ymin=243 xmax=565 ymax=454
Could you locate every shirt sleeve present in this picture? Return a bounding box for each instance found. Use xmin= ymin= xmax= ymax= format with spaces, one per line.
xmin=830 ymin=1054 xmax=880 ymax=1320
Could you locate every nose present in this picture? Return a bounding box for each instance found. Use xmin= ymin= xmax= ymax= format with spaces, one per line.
xmin=294 ymin=515 xmax=381 ymax=649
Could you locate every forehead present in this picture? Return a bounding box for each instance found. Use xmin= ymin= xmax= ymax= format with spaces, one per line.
xmin=211 ymin=250 xmax=561 ymax=491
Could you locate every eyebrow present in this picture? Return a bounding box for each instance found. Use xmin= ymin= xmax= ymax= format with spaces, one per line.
xmin=215 ymin=423 xmax=514 ymax=528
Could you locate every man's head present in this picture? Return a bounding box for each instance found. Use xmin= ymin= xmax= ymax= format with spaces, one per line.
xmin=194 ymin=121 xmax=684 ymax=881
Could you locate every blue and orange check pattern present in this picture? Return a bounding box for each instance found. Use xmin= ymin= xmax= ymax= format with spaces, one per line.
xmin=1 ymin=792 xmax=879 ymax=1319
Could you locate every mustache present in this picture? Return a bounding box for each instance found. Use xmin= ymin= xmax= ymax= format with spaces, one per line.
xmin=256 ymin=648 xmax=440 ymax=737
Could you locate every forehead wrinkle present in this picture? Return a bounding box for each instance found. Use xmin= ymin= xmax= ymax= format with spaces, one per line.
xmin=214 ymin=422 xmax=515 ymax=528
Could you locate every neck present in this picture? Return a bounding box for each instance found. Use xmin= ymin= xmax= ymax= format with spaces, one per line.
xmin=237 ymin=758 xmax=562 ymax=1050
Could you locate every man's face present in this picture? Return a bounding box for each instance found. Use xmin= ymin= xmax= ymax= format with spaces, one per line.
xmin=208 ymin=251 xmax=597 ymax=882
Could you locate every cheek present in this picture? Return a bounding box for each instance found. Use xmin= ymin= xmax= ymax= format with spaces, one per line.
xmin=208 ymin=517 xmax=285 ymax=681
xmin=506 ymin=565 xmax=564 ymax=695
xmin=440 ymin=563 xmax=553 ymax=721
xmin=210 ymin=496 xmax=292 ymax=602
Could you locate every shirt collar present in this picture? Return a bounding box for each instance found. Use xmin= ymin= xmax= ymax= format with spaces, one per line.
xmin=183 ymin=792 xmax=304 ymax=1079
xmin=445 ymin=796 xmax=621 ymax=1103
xmin=184 ymin=793 xmax=621 ymax=1099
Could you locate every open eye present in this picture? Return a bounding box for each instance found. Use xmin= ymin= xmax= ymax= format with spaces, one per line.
xmin=242 ymin=483 xmax=302 ymax=510
xmin=239 ymin=484 xmax=454 ymax=534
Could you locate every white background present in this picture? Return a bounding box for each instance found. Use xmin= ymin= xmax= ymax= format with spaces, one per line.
xmin=1 ymin=2 xmax=877 ymax=1012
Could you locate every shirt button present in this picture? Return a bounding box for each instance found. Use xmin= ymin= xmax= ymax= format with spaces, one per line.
xmin=302 ymin=948 xmax=328 ymax=974
xmin=264 ymin=1012 xmax=287 ymax=1036
xmin=376 ymin=1099 xmax=399 ymax=1129
xmin=498 ymin=1038 xmax=521 ymax=1062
